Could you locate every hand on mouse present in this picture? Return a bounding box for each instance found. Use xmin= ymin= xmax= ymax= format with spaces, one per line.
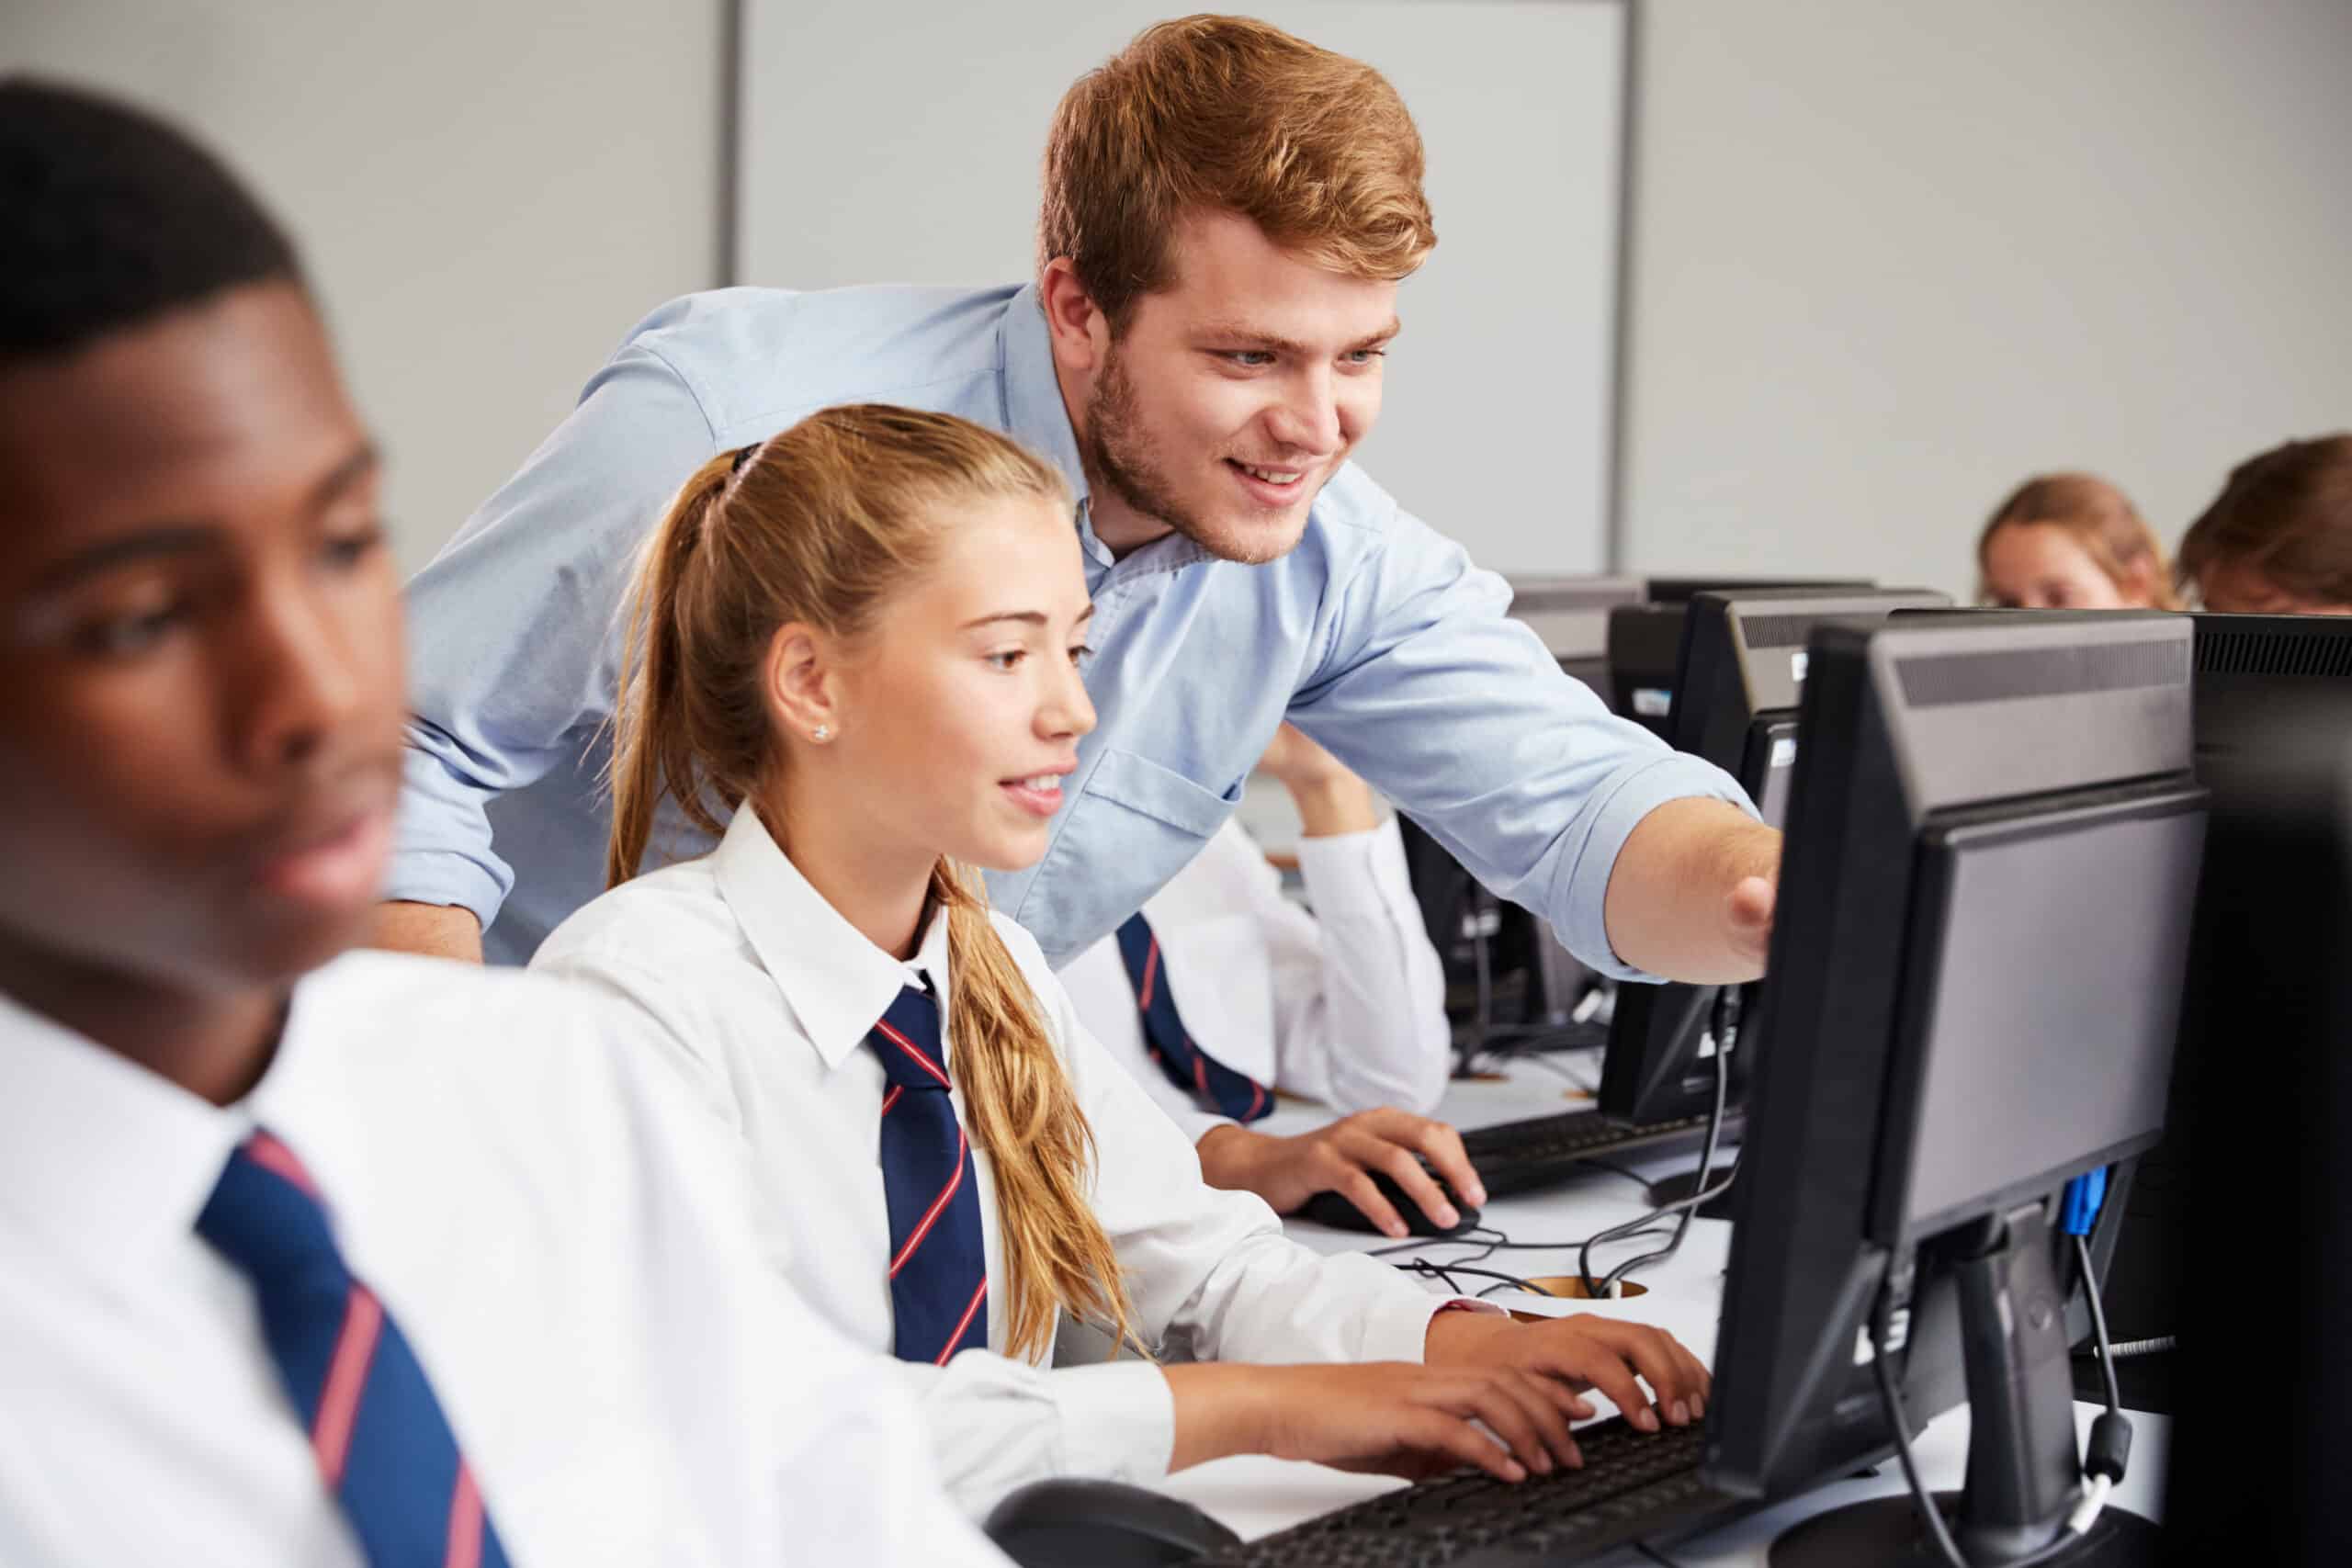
xmin=1422 ymin=1311 xmax=1713 ymax=1433
xmin=1196 ymin=1111 xmax=1487 ymax=1240
xmin=1165 ymin=1360 xmax=1587 ymax=1481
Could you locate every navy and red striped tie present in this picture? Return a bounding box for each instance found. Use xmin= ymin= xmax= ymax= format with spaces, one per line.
xmin=1114 ymin=913 xmax=1272 ymax=1123
xmin=867 ymin=984 xmax=990 ymax=1365
xmin=196 ymin=1130 xmax=512 ymax=1568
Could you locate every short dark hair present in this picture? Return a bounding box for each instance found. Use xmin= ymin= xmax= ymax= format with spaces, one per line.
xmin=0 ymin=76 xmax=301 ymax=365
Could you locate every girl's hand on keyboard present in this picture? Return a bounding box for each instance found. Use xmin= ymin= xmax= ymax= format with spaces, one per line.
xmin=1254 ymin=1361 xmax=1586 ymax=1480
xmin=1423 ymin=1311 xmax=1712 ymax=1431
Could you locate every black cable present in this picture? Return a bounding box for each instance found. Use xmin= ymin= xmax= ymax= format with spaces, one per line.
xmin=1401 ymin=1258 xmax=1548 ymax=1298
xmin=1366 ymin=1224 xmax=1510 ymax=1259
xmin=1586 ymin=1152 xmax=1737 ymax=1301
xmin=1632 ymin=1543 xmax=1689 ymax=1568
xmin=1577 ymin=987 xmax=1739 ymax=1295
xmin=2074 ymin=1234 xmax=2122 ymax=1416
xmin=1867 ymin=1302 xmax=1975 ymax=1568
xmin=2068 ymin=1233 xmax=2134 ymax=1511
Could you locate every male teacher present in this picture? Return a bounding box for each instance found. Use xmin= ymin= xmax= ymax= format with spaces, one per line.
xmin=382 ymin=15 xmax=1778 ymax=1153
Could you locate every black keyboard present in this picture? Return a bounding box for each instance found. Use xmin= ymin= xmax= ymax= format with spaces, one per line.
xmin=1460 ymin=1109 xmax=1727 ymax=1199
xmin=1200 ymin=1416 xmax=1726 ymax=1566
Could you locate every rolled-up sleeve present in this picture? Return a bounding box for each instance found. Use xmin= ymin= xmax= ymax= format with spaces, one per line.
xmin=1287 ymin=508 xmax=1755 ymax=982
xmin=390 ymin=336 xmax=719 ymax=926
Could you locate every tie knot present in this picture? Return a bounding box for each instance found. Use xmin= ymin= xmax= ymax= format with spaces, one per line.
xmin=197 ymin=1129 xmax=341 ymax=1280
xmin=866 ymin=984 xmax=952 ymax=1093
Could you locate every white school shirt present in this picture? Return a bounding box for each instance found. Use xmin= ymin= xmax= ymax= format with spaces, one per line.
xmin=530 ymin=807 xmax=1483 ymax=1514
xmin=1057 ymin=816 xmax=1450 ymax=1145
xmin=0 ymin=952 xmax=1005 ymax=1568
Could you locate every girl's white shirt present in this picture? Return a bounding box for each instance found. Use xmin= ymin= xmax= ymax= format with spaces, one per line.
xmin=530 ymin=806 xmax=1471 ymax=1515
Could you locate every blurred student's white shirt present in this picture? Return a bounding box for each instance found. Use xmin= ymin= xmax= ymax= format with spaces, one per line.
xmin=1057 ymin=816 xmax=1451 ymax=1145
xmin=0 ymin=952 xmax=1005 ymax=1568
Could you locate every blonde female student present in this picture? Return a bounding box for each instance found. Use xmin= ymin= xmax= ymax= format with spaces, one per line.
xmin=529 ymin=406 xmax=1710 ymax=1515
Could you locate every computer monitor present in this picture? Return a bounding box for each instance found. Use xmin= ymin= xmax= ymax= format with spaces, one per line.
xmin=1606 ymin=578 xmax=1874 ymax=737
xmin=2098 ymin=611 xmax=2352 ymax=1372
xmin=1703 ymin=614 xmax=2205 ymax=1566
xmin=1596 ymin=588 xmax=1951 ymax=1156
xmin=1882 ymin=609 xmax=2352 ymax=1403
xmin=2160 ymin=728 xmax=2352 ymax=1562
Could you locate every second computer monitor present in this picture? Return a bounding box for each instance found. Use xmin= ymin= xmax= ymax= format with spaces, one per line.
xmin=1604 ymin=577 xmax=1874 ymax=736
xmin=1596 ymin=586 xmax=1950 ymax=1126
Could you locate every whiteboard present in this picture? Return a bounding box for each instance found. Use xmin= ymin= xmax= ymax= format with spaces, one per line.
xmin=736 ymin=0 xmax=1626 ymax=574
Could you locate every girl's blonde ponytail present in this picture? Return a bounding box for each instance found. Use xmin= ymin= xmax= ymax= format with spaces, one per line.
xmin=606 ymin=450 xmax=740 ymax=888
xmin=933 ymin=863 xmax=1140 ymax=1361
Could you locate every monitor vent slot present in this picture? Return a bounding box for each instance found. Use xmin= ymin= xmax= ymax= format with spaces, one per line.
xmin=2195 ymin=626 xmax=2352 ymax=679
xmin=1895 ymin=638 xmax=2189 ymax=709
xmin=1736 ymin=614 xmax=1829 ymax=650
xmin=1740 ymin=598 xmax=1944 ymax=649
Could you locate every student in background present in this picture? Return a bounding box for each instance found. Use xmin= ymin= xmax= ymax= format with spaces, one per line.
xmin=2177 ymin=434 xmax=2352 ymax=615
xmin=1975 ymin=472 xmax=2180 ymax=610
xmin=530 ymin=404 xmax=1712 ymax=1515
xmin=1058 ymin=722 xmax=1469 ymax=1239
xmin=0 ymin=80 xmax=1003 ymax=1566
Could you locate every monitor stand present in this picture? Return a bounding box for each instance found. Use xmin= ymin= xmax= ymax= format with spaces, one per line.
xmin=1770 ymin=1206 xmax=2159 ymax=1567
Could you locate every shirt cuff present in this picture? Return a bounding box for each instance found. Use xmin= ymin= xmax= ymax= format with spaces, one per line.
xmin=1045 ymin=1359 xmax=1178 ymax=1482
xmin=1292 ymin=817 xmax=1408 ymax=920
xmin=1559 ymin=751 xmax=1757 ymax=984
xmin=384 ymin=746 xmax=513 ymax=928
xmin=380 ymin=848 xmax=504 ymax=929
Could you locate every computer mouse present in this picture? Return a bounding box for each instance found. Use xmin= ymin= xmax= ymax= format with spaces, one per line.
xmin=1295 ymin=1169 xmax=1482 ymax=1237
xmin=983 ymin=1476 xmax=1241 ymax=1566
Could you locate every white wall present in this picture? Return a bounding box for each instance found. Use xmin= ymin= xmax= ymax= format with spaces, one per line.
xmin=11 ymin=0 xmax=2349 ymax=598
xmin=4 ymin=0 xmax=724 ymax=575
xmin=1620 ymin=0 xmax=2352 ymax=598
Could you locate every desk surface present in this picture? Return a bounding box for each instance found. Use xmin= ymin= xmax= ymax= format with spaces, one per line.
xmin=1152 ymin=1057 xmax=2169 ymax=1563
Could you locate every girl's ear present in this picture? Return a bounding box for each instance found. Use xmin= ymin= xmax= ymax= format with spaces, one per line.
xmin=764 ymin=622 xmax=843 ymax=747
xmin=2122 ymin=553 xmax=2165 ymax=608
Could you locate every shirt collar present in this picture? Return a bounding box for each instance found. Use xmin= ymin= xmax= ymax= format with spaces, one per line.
xmin=999 ymin=285 xmax=1128 ymax=575
xmin=0 ymin=981 xmax=341 ymax=1276
xmin=710 ymin=806 xmax=954 ymax=1073
xmin=1001 ymin=284 xmax=1089 ymax=514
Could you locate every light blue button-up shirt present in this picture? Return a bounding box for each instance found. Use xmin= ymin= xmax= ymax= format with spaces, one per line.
xmin=396 ymin=282 xmax=1751 ymax=968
